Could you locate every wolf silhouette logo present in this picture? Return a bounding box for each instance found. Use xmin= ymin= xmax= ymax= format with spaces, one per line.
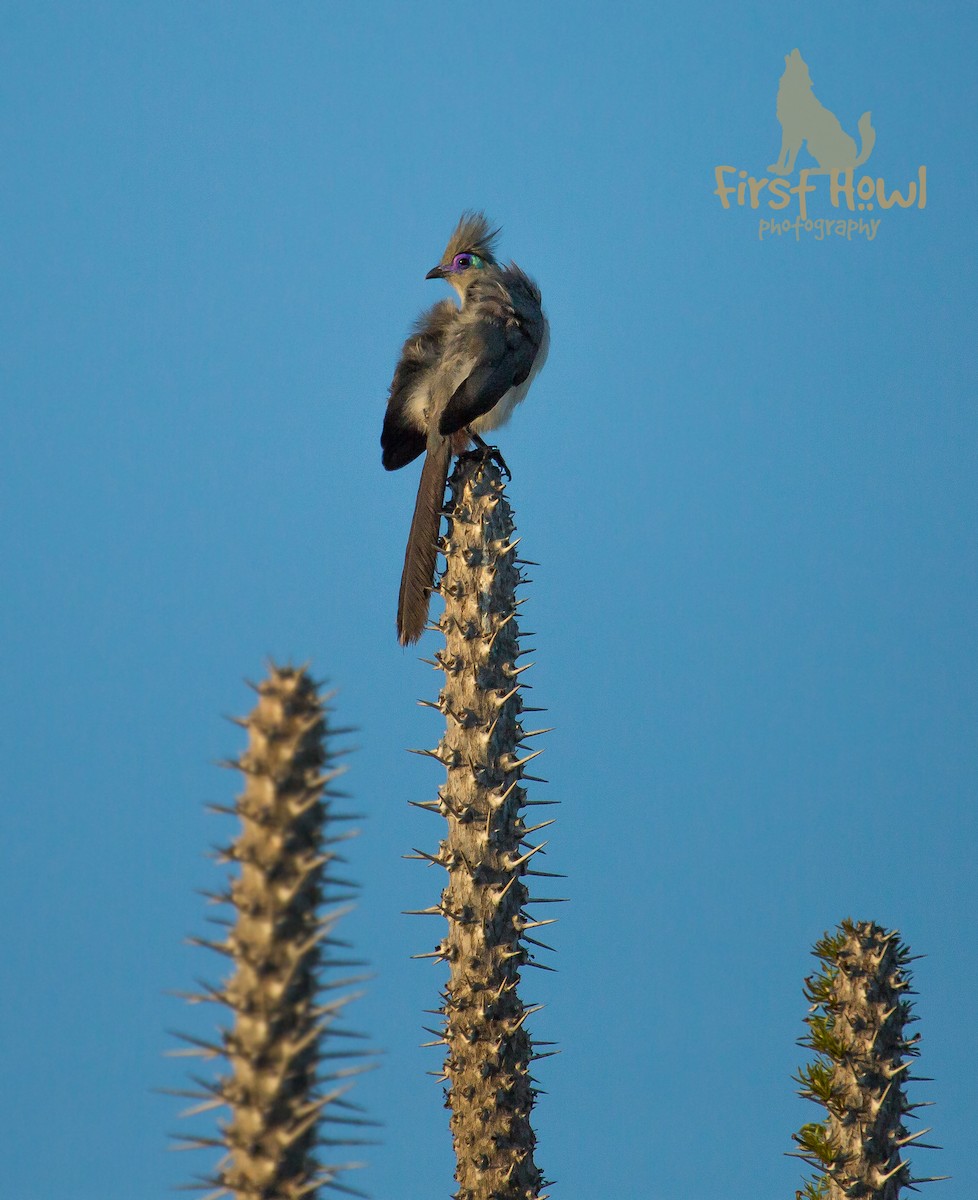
xmin=768 ymin=48 xmax=876 ymax=176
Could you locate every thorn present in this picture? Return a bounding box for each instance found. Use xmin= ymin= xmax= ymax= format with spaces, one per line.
xmin=508 ymin=841 xmax=548 ymax=869
xmin=407 ymin=747 xmax=448 ymax=763
xmin=178 ymin=1096 xmax=225 ymax=1119
xmin=167 ymin=1133 xmax=226 ymax=1151
xmin=501 ymin=748 xmax=545 ymax=773
xmin=877 ymin=1160 xmax=908 ymax=1184
xmin=521 ymin=819 xmax=556 ymax=835
xmin=897 ymin=1128 xmax=934 ymax=1148
xmin=215 ymin=756 xmax=246 ymax=772
xmin=408 ymin=800 xmax=442 ymax=813
xmin=490 ymin=779 xmax=522 ymax=807
xmin=204 ymin=803 xmax=237 ymax=817
xmin=495 ymin=874 xmax=520 ymax=902
xmin=184 ymin=935 xmax=231 ymax=958
xmin=509 ymin=1004 xmax=544 ymax=1030
xmin=434 ymin=793 xmax=465 ymax=819
xmin=172 ymin=979 xmax=225 ymax=1006
xmin=523 ymin=934 xmax=556 ymax=952
xmin=487 ymin=612 xmax=517 ymax=650
xmin=406 ymin=847 xmax=446 ymax=866
xmin=504 ymin=661 xmax=534 ymax=678
xmin=166 ymin=1030 xmax=224 ymax=1058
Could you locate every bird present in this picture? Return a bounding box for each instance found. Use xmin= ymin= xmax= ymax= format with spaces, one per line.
xmin=381 ymin=212 xmax=549 ymax=645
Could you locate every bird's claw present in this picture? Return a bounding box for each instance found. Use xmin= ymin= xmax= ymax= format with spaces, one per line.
xmin=464 ymin=434 xmax=511 ymax=480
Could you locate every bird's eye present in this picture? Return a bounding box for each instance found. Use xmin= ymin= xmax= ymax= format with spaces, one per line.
xmin=455 ymin=254 xmax=471 ymax=270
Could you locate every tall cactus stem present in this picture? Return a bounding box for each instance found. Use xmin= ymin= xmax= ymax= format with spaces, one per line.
xmin=175 ymin=664 xmax=371 ymax=1200
xmin=414 ymin=455 xmax=558 ymax=1200
xmin=790 ymin=919 xmax=944 ymax=1200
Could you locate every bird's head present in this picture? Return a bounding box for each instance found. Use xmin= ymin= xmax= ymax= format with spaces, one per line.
xmin=425 ymin=211 xmax=500 ymax=300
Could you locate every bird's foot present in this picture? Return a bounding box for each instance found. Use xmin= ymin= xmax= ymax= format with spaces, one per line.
xmin=463 ymin=433 xmax=511 ymax=480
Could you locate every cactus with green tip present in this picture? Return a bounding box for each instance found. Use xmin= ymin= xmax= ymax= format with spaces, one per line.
xmin=790 ymin=918 xmax=944 ymax=1200
xmin=173 ymin=664 xmax=371 ymax=1200
xmin=409 ymin=455 xmax=558 ymax=1200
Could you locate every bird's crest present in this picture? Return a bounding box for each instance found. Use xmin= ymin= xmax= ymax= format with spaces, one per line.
xmin=443 ymin=211 xmax=501 ymax=266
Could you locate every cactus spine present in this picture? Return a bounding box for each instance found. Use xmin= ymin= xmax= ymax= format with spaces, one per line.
xmin=175 ymin=664 xmax=369 ymax=1200
xmin=410 ymin=456 xmax=557 ymax=1200
xmin=791 ymin=919 xmax=944 ymax=1200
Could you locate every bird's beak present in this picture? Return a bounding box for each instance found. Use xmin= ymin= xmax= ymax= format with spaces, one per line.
xmin=425 ymin=264 xmax=448 ymax=280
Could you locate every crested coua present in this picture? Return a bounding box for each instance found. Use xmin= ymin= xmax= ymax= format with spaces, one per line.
xmin=381 ymin=213 xmax=549 ymax=645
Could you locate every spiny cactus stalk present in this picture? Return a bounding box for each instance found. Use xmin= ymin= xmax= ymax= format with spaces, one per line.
xmin=172 ymin=664 xmax=371 ymax=1200
xmin=408 ymin=456 xmax=559 ymax=1200
xmin=790 ymin=918 xmax=945 ymax=1200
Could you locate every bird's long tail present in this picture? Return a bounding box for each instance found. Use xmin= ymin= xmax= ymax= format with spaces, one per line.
xmin=397 ymin=437 xmax=451 ymax=645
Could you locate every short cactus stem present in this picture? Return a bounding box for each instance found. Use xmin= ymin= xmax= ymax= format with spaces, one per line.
xmin=417 ymin=456 xmax=555 ymax=1200
xmin=790 ymin=919 xmax=943 ymax=1200
xmin=175 ymin=664 xmax=369 ymax=1200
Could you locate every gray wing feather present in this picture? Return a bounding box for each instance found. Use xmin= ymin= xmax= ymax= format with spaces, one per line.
xmin=438 ymin=330 xmax=536 ymax=435
xmin=382 ymin=299 xmax=457 ymax=470
xmin=438 ymin=268 xmax=544 ymax=437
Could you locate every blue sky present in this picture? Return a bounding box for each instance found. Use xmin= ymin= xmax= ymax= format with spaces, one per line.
xmin=2 ymin=4 xmax=975 ymax=1198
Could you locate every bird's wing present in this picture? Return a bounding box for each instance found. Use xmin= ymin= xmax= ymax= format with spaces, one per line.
xmin=382 ymin=299 xmax=458 ymax=471
xmin=438 ymin=271 xmax=545 ymax=438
